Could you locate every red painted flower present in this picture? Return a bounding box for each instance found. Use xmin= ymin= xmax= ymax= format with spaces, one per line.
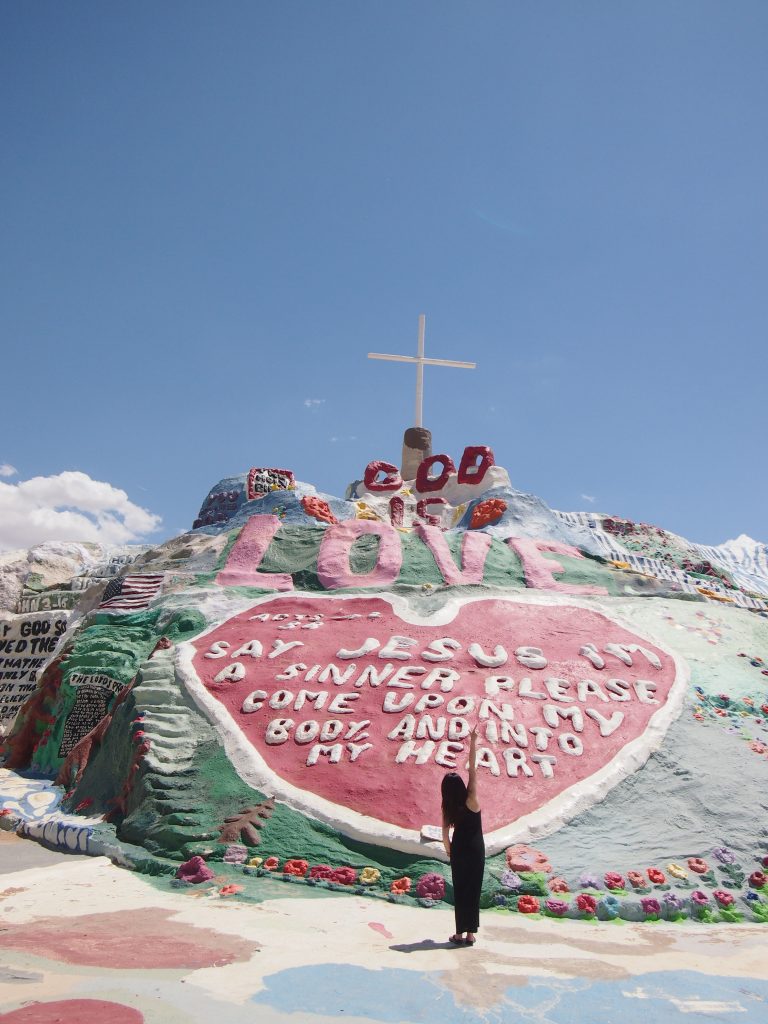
xmin=283 ymin=859 xmax=309 ymax=877
xmin=576 ymin=893 xmax=597 ymax=915
xmin=647 ymin=868 xmax=666 ymax=884
xmin=749 ymin=871 xmax=767 ymax=889
xmin=627 ymin=871 xmax=645 ymax=889
xmin=517 ymin=895 xmax=540 ymax=914
xmin=547 ymin=876 xmax=570 ymax=893
xmin=219 ymin=884 xmax=243 ymax=896
xmin=329 ymin=867 xmax=357 ymax=886
xmin=390 ymin=876 xmax=411 ymax=895
xmin=604 ymin=872 xmax=625 ymax=890
xmin=470 ymin=498 xmax=507 ymax=529
xmin=309 ymin=864 xmax=334 ymax=880
xmin=263 ymin=856 xmax=280 ymax=871
xmin=687 ymin=858 xmax=708 ymax=874
xmin=713 ymin=890 xmax=734 ymax=907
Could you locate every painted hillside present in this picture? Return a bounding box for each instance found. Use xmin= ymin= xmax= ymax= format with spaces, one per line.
xmin=2 ymin=445 xmax=767 ymax=923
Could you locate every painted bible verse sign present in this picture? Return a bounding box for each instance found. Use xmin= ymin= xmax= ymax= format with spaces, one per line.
xmin=180 ymin=595 xmax=686 ymax=855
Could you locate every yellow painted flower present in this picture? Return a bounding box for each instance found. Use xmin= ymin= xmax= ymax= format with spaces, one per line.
xmin=360 ymin=867 xmax=381 ymax=885
xmin=667 ymin=862 xmax=687 ymax=880
xmin=248 ymin=856 xmax=263 ymax=868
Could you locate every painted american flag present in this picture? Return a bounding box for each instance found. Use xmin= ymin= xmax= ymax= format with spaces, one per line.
xmin=98 ymin=573 xmax=164 ymax=612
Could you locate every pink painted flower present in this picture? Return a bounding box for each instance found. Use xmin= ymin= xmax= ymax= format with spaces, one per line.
xmin=544 ymin=898 xmax=569 ymax=916
xmin=687 ymin=858 xmax=708 ymax=874
xmin=517 ymin=895 xmax=540 ymax=914
xmin=749 ymin=871 xmax=767 ymax=889
xmin=175 ymin=855 xmax=214 ymax=884
xmin=713 ymin=890 xmax=734 ymax=907
xmin=627 ymin=871 xmax=646 ymax=889
xmin=640 ymin=897 xmax=661 ymax=916
xmin=647 ymin=868 xmax=666 ymax=884
xmin=416 ymin=873 xmax=446 ymax=901
xmin=547 ymin=876 xmax=570 ymax=893
xmin=691 ymin=890 xmax=710 ymax=906
xmin=604 ymin=872 xmax=625 ymax=890
xmin=576 ymin=893 xmax=597 ymax=915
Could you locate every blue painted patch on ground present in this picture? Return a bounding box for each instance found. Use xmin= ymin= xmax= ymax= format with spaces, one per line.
xmin=252 ymin=965 xmax=768 ymax=1023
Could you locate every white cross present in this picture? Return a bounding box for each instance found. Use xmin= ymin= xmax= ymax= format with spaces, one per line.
xmin=368 ymin=315 xmax=476 ymax=428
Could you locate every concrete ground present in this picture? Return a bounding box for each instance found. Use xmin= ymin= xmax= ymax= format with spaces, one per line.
xmin=1 ymin=835 xmax=767 ymax=1024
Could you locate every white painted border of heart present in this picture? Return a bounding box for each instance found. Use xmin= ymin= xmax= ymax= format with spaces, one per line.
xmin=176 ymin=591 xmax=689 ymax=858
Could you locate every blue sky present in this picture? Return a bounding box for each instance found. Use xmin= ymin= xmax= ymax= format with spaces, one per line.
xmin=1 ymin=1 xmax=766 ymax=551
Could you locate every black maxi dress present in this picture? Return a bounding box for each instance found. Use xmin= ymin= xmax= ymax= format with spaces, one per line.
xmin=450 ymin=806 xmax=485 ymax=933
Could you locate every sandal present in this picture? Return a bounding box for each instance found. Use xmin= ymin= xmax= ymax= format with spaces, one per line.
xmin=464 ymin=935 xmax=476 ymax=945
xmin=449 ymin=934 xmax=464 ymax=945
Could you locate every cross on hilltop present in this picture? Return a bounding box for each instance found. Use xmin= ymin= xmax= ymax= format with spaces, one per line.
xmin=368 ymin=315 xmax=476 ymax=429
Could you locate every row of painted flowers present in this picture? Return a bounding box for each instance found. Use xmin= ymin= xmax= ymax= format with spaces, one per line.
xmin=175 ymin=850 xmax=447 ymax=903
xmin=494 ymin=887 xmax=768 ymax=922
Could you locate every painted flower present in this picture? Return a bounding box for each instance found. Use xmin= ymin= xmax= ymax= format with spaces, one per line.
xmin=749 ymin=871 xmax=767 ymax=888
xmin=544 ymin=898 xmax=569 ymax=917
xmin=712 ymin=847 xmax=736 ymax=865
xmin=687 ymin=858 xmax=708 ymax=874
xmin=219 ymin=884 xmax=243 ymax=896
xmin=744 ymin=891 xmax=761 ymax=903
xmin=505 ymin=844 xmax=551 ymax=873
xmin=579 ymin=873 xmax=600 ymax=890
xmin=604 ymin=872 xmax=625 ymax=891
xmin=390 ymin=876 xmax=411 ymax=895
xmin=263 ymin=856 xmax=280 ymax=871
xmin=247 ymin=856 xmax=263 ymax=868
xmin=668 ymin=863 xmax=688 ymax=880
xmin=751 ymin=741 xmax=768 ymax=754
xmin=416 ymin=873 xmax=446 ymax=901
xmin=175 ymin=856 xmax=215 ymax=885
xmin=517 ymin=895 xmax=540 ymax=914
xmin=330 ymin=867 xmax=357 ymax=886
xmin=548 ymin=876 xmax=570 ymax=893
xmin=309 ymin=864 xmax=334 ymax=880
xmin=647 ymin=868 xmax=666 ymax=884
xmin=493 ymin=894 xmax=508 ymax=907
xmin=223 ymin=844 xmax=248 ymax=864
xmin=713 ymin=890 xmax=734 ymax=907
xmin=600 ymin=895 xmax=621 ymax=919
xmin=762 ymin=856 xmax=768 ymax=869
xmin=360 ymin=867 xmax=381 ymax=885
xmin=690 ymin=890 xmax=710 ymax=906
xmin=500 ymin=869 xmax=522 ymax=890
xmin=640 ymin=897 xmax=661 ymax=916
xmin=663 ymin=892 xmax=685 ymax=912
xmin=576 ymin=893 xmax=597 ymax=915
xmin=627 ymin=871 xmax=646 ymax=889
xmin=282 ymin=859 xmax=309 ymax=877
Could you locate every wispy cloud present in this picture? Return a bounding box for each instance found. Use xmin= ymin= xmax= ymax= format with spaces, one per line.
xmin=330 ymin=435 xmax=357 ymax=443
xmin=303 ymin=398 xmax=325 ymax=409
xmin=0 ymin=470 xmax=162 ymax=551
xmin=580 ymin=493 xmax=597 ymax=504
xmin=0 ymin=463 xmax=18 ymax=478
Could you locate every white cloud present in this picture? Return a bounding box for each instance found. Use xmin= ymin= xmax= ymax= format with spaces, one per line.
xmin=0 ymin=464 xmax=17 ymax=478
xmin=0 ymin=471 xmax=162 ymax=552
xmin=303 ymin=398 xmax=325 ymax=408
xmin=580 ymin=493 xmax=597 ymax=504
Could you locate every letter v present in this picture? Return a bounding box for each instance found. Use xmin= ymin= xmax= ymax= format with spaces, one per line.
xmin=415 ymin=523 xmax=492 ymax=585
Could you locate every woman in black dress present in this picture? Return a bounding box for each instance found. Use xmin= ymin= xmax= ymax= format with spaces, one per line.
xmin=441 ymin=725 xmax=485 ymax=945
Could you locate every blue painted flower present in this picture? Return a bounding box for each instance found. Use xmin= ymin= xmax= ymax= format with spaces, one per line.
xmin=500 ymin=870 xmax=521 ymax=890
xmin=600 ymin=894 xmax=620 ymax=919
xmin=493 ymin=893 xmax=508 ymax=907
xmin=744 ymin=890 xmax=761 ymax=902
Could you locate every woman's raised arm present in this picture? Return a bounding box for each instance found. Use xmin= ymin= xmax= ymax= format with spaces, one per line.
xmin=466 ymin=724 xmax=480 ymax=811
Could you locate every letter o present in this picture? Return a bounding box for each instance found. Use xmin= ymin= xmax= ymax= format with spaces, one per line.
xmin=416 ymin=454 xmax=455 ymax=493
xmin=364 ymin=461 xmax=403 ymax=492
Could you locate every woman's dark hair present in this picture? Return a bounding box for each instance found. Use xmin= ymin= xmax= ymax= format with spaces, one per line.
xmin=441 ymin=772 xmax=468 ymax=826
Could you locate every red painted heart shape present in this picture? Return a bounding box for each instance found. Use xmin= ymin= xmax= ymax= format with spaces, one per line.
xmin=180 ymin=594 xmax=686 ymax=855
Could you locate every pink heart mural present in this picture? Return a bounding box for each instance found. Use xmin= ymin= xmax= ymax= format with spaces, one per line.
xmin=179 ymin=594 xmax=686 ymax=855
